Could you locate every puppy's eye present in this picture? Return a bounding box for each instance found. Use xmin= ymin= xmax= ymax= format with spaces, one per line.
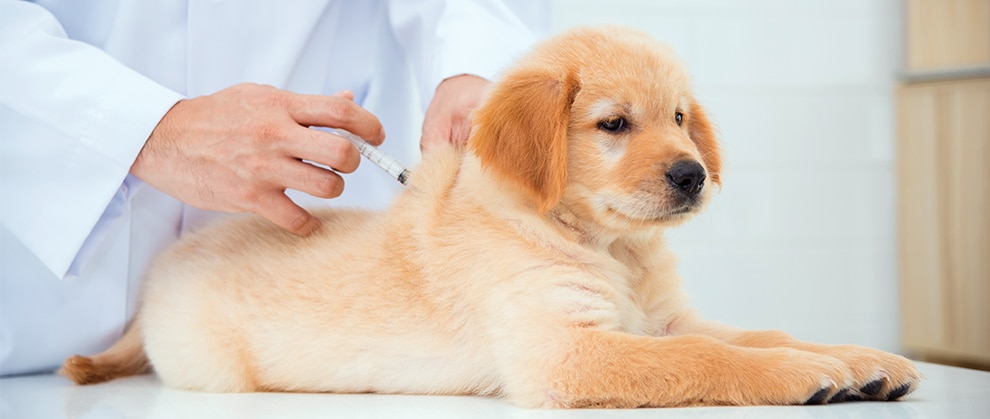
xmin=675 ymin=111 xmax=683 ymax=126
xmin=598 ymin=117 xmax=626 ymax=132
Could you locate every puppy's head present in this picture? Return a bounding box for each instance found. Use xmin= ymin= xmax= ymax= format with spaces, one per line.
xmin=471 ymin=26 xmax=721 ymax=232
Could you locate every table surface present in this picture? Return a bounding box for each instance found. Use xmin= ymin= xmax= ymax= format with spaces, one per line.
xmin=1 ymin=361 xmax=988 ymax=419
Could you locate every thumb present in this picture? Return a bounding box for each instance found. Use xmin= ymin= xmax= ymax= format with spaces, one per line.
xmin=333 ymin=90 xmax=355 ymax=101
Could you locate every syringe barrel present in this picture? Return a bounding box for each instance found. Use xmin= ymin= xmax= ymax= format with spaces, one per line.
xmin=333 ymin=129 xmax=411 ymax=186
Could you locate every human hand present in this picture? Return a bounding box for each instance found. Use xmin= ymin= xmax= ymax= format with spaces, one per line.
xmin=130 ymin=83 xmax=384 ymax=236
xmin=420 ymin=74 xmax=491 ymax=153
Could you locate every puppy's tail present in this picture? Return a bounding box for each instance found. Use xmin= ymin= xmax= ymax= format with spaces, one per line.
xmin=59 ymin=320 xmax=150 ymax=384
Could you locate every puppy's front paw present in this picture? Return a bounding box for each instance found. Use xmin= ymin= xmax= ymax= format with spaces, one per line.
xmin=819 ymin=345 xmax=922 ymax=402
xmin=731 ymin=347 xmax=855 ymax=406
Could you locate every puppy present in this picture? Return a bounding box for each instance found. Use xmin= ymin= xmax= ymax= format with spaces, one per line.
xmin=61 ymin=26 xmax=920 ymax=408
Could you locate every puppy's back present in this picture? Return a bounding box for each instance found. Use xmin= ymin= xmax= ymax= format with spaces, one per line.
xmin=139 ymin=145 xmax=480 ymax=393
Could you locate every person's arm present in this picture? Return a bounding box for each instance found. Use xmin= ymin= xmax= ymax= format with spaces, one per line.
xmin=0 ymin=2 xmax=386 ymax=279
xmin=387 ymin=0 xmax=550 ymax=151
xmin=0 ymin=1 xmax=184 ymax=278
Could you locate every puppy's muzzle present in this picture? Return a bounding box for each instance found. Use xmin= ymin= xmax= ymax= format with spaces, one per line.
xmin=665 ymin=160 xmax=706 ymax=197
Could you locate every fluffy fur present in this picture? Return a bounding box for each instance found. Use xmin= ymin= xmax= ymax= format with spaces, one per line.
xmin=61 ymin=26 xmax=920 ymax=408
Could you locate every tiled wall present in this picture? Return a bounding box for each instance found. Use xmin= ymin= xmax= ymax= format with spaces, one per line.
xmin=552 ymin=0 xmax=904 ymax=352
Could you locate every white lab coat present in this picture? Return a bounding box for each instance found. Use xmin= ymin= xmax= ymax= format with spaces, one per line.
xmin=0 ymin=0 xmax=547 ymax=376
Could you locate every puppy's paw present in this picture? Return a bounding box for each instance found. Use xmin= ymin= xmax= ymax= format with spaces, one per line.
xmin=819 ymin=345 xmax=922 ymax=402
xmin=731 ymin=347 xmax=855 ymax=406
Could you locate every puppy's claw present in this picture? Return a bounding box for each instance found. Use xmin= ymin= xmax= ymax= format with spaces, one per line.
xmin=827 ymin=388 xmax=852 ymax=403
xmin=843 ymin=392 xmax=864 ymax=402
xmin=803 ymin=387 xmax=831 ymax=405
xmin=860 ymin=379 xmax=884 ymax=396
xmin=886 ymin=383 xmax=912 ymax=401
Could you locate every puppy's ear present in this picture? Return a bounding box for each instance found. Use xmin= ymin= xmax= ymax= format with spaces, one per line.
xmin=689 ymin=102 xmax=722 ymax=185
xmin=470 ymin=67 xmax=579 ymax=213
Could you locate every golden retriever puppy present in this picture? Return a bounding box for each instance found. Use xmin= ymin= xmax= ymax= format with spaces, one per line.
xmin=61 ymin=26 xmax=920 ymax=408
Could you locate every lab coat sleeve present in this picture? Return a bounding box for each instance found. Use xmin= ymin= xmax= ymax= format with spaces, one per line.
xmin=386 ymin=0 xmax=549 ymax=110
xmin=0 ymin=1 xmax=184 ymax=279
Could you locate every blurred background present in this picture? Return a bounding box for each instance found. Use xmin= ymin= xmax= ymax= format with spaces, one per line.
xmin=546 ymin=0 xmax=988 ymax=368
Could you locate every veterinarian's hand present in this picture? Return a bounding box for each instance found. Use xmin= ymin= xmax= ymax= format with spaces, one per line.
xmin=130 ymin=83 xmax=385 ymax=236
xmin=420 ymin=74 xmax=490 ymax=153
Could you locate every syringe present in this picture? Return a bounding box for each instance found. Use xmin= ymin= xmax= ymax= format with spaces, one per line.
xmin=332 ymin=129 xmax=411 ymax=186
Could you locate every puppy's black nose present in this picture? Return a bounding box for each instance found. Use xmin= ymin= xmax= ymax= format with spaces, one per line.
xmin=665 ymin=160 xmax=706 ymax=195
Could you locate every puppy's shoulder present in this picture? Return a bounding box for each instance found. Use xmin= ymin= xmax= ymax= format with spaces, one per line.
xmin=402 ymin=145 xmax=464 ymax=201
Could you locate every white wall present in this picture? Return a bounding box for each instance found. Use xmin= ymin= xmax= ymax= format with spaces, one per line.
xmin=551 ymin=0 xmax=904 ymax=352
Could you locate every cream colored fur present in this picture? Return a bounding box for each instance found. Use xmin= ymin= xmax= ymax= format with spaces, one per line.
xmin=61 ymin=26 xmax=920 ymax=408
